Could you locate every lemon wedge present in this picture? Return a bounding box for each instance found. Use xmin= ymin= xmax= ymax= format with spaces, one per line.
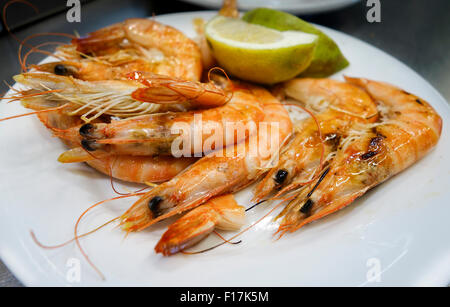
xmin=205 ymin=16 xmax=318 ymax=84
xmin=243 ymin=8 xmax=349 ymax=77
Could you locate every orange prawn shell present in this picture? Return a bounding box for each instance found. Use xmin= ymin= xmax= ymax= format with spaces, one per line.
xmin=72 ymin=18 xmax=202 ymax=82
xmin=35 ymin=110 xmax=194 ymax=184
xmin=254 ymin=78 xmax=379 ymax=202
xmin=277 ymin=77 xmax=443 ymax=235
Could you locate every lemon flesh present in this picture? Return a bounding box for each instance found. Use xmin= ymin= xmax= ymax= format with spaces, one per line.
xmin=205 ymin=16 xmax=317 ymax=84
xmin=243 ymin=8 xmax=349 ymax=78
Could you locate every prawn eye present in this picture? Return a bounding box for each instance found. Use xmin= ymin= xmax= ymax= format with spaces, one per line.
xmin=300 ymin=199 xmax=314 ymax=214
xmin=81 ymin=139 xmax=97 ymax=151
xmin=274 ymin=169 xmax=288 ymax=184
xmin=54 ymin=64 xmax=70 ymax=76
xmin=79 ymin=123 xmax=94 ymax=137
xmin=148 ymin=196 xmax=163 ymax=217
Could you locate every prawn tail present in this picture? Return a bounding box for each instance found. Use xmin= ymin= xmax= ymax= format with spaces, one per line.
xmin=155 ymin=205 xmax=219 ymax=256
xmin=155 ymin=194 xmax=245 ymax=256
xmin=57 ymin=147 xmax=109 ymax=163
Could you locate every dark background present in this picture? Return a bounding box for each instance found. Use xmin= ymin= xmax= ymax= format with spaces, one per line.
xmin=0 ymin=0 xmax=449 ymax=286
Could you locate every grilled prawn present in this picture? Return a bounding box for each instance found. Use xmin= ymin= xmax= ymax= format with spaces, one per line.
xmin=57 ymin=82 xmax=264 ymax=160
xmin=33 ymin=18 xmax=203 ymax=82
xmin=253 ymin=78 xmax=378 ymax=202
xmin=14 ymin=72 xmax=231 ymax=123
xmin=276 ymin=77 xmax=442 ymax=235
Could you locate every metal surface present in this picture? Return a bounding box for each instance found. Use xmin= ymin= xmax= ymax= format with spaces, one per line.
xmin=0 ymin=0 xmax=448 ymax=287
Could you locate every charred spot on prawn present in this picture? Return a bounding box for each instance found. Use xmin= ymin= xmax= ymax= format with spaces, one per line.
xmin=148 ymin=196 xmax=164 ymax=217
xmin=360 ymin=136 xmax=385 ymax=160
xmin=81 ymin=139 xmax=98 ymax=151
xmin=325 ymin=133 xmax=341 ymax=150
xmin=325 ymin=133 xmax=338 ymax=142
xmin=79 ymin=123 xmax=94 ymax=137
xmin=369 ymin=136 xmax=384 ymax=147
xmin=401 ymin=91 xmax=424 ymax=106
xmin=274 ymin=169 xmax=289 ymax=185
xmin=371 ymin=127 xmax=386 ymax=139
xmin=361 ymin=151 xmax=378 ymax=160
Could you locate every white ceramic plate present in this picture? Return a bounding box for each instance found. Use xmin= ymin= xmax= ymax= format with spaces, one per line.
xmin=1 ymin=11 xmax=449 ymax=286
xmin=180 ymin=0 xmax=360 ymax=14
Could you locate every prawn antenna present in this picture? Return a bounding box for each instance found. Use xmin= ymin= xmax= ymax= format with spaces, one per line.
xmin=31 ymin=193 xmax=146 ymax=281
xmin=180 ymin=231 xmax=242 ymax=255
xmin=208 ymin=66 xmax=234 ymax=103
xmin=2 ymin=0 xmax=75 ymax=72
xmin=181 ymin=193 xmax=297 ymax=255
xmin=30 ymin=217 xmax=119 ymax=250
xmin=0 ymin=102 xmax=67 ymax=122
xmin=106 ymin=157 xmax=151 ymax=196
xmin=245 ymin=199 xmax=267 ymax=212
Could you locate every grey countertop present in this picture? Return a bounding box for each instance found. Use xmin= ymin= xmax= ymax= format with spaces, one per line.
xmin=1 ymin=0 xmax=449 ymax=287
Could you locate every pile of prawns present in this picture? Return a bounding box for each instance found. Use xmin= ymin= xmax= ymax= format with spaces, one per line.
xmin=2 ymin=0 xmax=442 ymax=277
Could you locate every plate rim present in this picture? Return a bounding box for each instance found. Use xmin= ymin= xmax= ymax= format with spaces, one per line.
xmin=179 ymin=0 xmax=361 ymax=15
xmin=1 ymin=10 xmax=449 ymax=286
